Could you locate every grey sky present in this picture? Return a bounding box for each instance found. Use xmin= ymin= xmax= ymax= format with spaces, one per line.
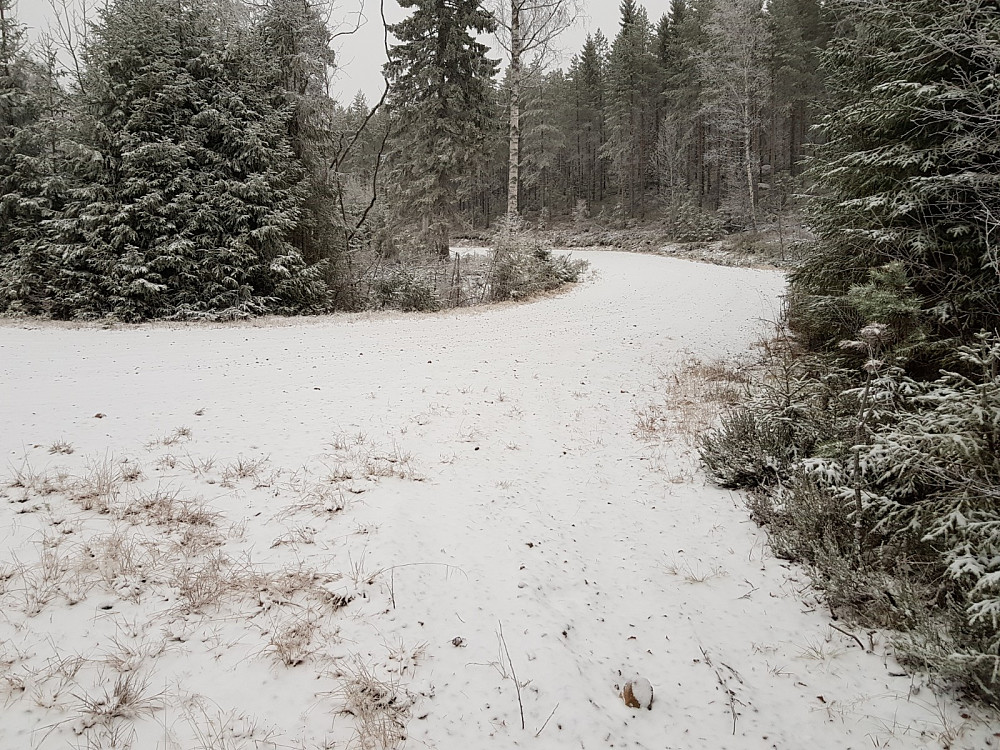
xmin=13 ymin=0 xmax=659 ymax=102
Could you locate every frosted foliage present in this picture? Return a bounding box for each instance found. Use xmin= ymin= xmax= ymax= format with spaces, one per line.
xmin=810 ymin=334 xmax=1000 ymax=649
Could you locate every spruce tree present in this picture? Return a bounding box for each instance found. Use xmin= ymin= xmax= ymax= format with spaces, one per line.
xmin=603 ymin=0 xmax=657 ymax=219
xmin=52 ymin=0 xmax=325 ymax=321
xmin=0 ymin=0 xmax=51 ymax=313
xmin=790 ymin=0 xmax=1000 ymax=357
xmin=767 ymin=0 xmax=830 ymax=175
xmin=384 ymin=0 xmax=498 ymax=257
xmin=570 ymin=33 xmax=608 ymax=207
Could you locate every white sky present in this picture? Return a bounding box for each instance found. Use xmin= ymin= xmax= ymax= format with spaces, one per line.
xmin=13 ymin=0 xmax=656 ymax=103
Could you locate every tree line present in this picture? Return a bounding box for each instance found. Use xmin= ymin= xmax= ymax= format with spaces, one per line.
xmin=470 ymin=0 xmax=829 ymax=232
xmin=2 ymin=0 xmax=997 ymax=331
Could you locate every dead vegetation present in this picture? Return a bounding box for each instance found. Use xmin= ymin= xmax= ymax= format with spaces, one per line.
xmin=0 ymin=429 xmax=423 ymax=749
xmin=634 ymin=357 xmax=748 ymax=447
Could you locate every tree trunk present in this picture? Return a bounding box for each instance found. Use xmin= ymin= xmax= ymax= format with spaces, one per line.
xmin=743 ymin=100 xmax=757 ymax=231
xmin=506 ymin=2 xmax=521 ymax=217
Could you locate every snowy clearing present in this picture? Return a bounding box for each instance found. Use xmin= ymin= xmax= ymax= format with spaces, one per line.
xmin=1 ymin=251 xmax=996 ymax=750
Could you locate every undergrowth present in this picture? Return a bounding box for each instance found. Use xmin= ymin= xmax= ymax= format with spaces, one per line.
xmin=701 ymin=327 xmax=1000 ymax=705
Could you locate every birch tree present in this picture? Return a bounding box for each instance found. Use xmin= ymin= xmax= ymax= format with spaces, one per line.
xmin=491 ymin=0 xmax=577 ymax=217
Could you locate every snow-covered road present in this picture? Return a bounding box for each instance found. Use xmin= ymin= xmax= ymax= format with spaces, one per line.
xmin=1 ymin=251 xmax=993 ymax=749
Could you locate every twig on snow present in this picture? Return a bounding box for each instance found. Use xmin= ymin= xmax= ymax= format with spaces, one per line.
xmin=535 ymin=702 xmax=559 ymax=737
xmin=498 ymin=621 xmax=525 ymax=730
xmin=830 ymin=622 xmax=867 ymax=652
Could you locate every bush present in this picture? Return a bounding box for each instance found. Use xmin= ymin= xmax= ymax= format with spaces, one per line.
xmin=371 ymin=267 xmax=440 ymax=312
xmin=666 ymin=196 xmax=724 ymax=242
xmin=700 ymin=339 xmax=853 ymax=489
xmin=487 ymin=218 xmax=587 ymax=302
xmin=699 ymin=408 xmax=797 ymax=489
xmin=707 ymin=331 xmax=1000 ymax=704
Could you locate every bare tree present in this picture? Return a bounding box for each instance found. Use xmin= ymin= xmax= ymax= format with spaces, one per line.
xmin=45 ymin=0 xmax=97 ymax=92
xmin=697 ymin=0 xmax=771 ymax=231
xmin=490 ymin=0 xmax=578 ymax=217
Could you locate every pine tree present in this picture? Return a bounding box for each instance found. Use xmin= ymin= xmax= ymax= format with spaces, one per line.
xmin=790 ymin=0 xmax=1000 ymax=356
xmin=384 ymin=0 xmax=498 ymax=257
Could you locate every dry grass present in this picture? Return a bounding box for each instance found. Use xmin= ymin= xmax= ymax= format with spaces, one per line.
xmin=49 ymin=439 xmax=75 ymax=455
xmin=635 ymin=357 xmax=748 ymax=446
xmin=71 ymin=670 xmax=162 ymax=732
xmin=264 ymin=612 xmax=322 ymax=667
xmin=0 ymin=436 xmax=411 ymax=749
xmin=663 ymin=556 xmax=727 ymax=584
xmin=146 ymin=427 xmax=193 ymax=449
xmin=71 ymin=456 xmax=126 ymax=514
xmin=336 ymin=660 xmax=412 ymax=750
xmin=120 ymin=488 xmax=219 ymax=528
xmin=321 ymin=435 xmax=422 ymax=484
xmin=282 ymin=483 xmax=348 ymax=518
xmin=179 ymin=695 xmax=283 ymax=750
xmin=219 ymin=455 xmax=270 ymax=488
xmin=170 ymin=552 xmax=233 ymax=614
xmin=16 ymin=536 xmax=72 ymax=615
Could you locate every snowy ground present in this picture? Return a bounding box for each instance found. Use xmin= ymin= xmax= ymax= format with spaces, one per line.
xmin=1 ymin=251 xmax=997 ymax=750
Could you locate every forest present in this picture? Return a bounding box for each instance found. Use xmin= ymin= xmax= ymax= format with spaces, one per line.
xmin=0 ymin=0 xmax=828 ymax=320
xmin=3 ymin=0 xmax=1000 ymax=712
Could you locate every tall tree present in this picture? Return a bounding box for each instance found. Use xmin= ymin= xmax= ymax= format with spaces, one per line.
xmin=256 ymin=0 xmax=346 ymax=278
xmin=384 ymin=0 xmax=498 ymax=257
xmin=767 ymin=0 xmax=830 ymax=175
xmin=0 ymin=0 xmax=56 ymax=313
xmin=491 ymin=0 xmax=578 ymax=217
xmin=698 ymin=0 xmax=773 ymax=229
xmin=603 ymin=0 xmax=657 ymax=219
xmin=569 ymin=32 xmax=608 ymax=207
xmin=50 ymin=0 xmax=324 ymax=320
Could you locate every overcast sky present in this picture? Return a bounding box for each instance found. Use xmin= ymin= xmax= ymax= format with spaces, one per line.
xmin=14 ymin=0 xmax=653 ymax=102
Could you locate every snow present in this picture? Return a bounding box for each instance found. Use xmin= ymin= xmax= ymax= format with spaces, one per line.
xmin=1 ymin=250 xmax=996 ymax=749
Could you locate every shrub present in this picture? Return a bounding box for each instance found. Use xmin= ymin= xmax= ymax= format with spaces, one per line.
xmin=699 ymin=408 xmax=797 ymax=489
xmin=666 ymin=196 xmax=724 ymax=242
xmin=372 ymin=267 xmax=440 ymax=312
xmin=709 ymin=331 xmax=1000 ymax=704
xmin=486 ymin=218 xmax=587 ymax=302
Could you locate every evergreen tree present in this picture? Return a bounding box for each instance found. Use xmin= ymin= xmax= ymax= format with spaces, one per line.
xmin=570 ymin=32 xmax=608 ymax=207
xmin=256 ymin=0 xmax=347 ymax=289
xmin=603 ymin=0 xmax=657 ymax=219
xmin=520 ymin=68 xmax=571 ymax=215
xmin=384 ymin=0 xmax=498 ymax=257
xmin=790 ymin=0 xmax=1000 ymax=356
xmin=51 ymin=0 xmax=324 ymax=320
xmin=0 ymin=0 xmax=49 ymax=312
xmin=767 ymin=0 xmax=830 ymax=175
